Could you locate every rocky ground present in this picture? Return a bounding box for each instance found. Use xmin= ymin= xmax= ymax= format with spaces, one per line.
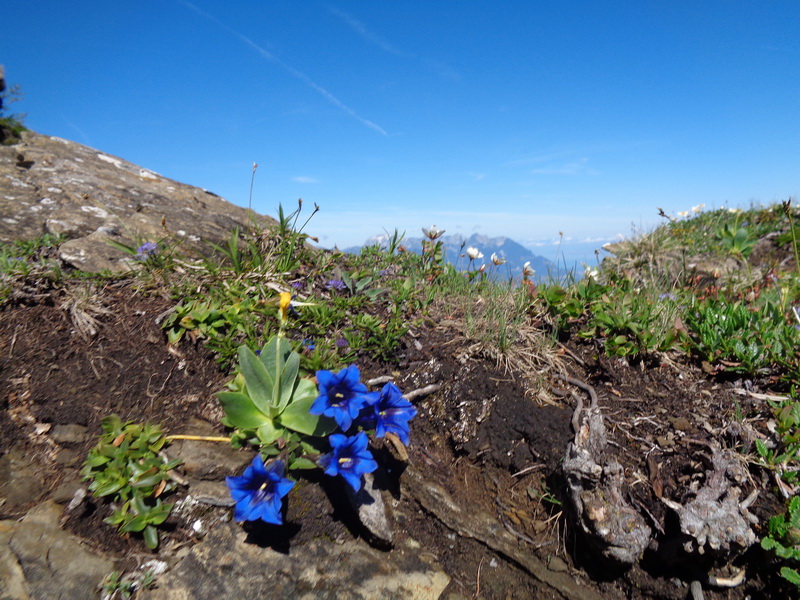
xmin=0 ymin=265 xmax=792 ymax=599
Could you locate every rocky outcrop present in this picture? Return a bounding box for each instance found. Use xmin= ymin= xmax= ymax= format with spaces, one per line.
xmin=140 ymin=525 xmax=449 ymax=600
xmin=0 ymin=130 xmax=273 ymax=272
xmin=0 ymin=501 xmax=115 ymax=600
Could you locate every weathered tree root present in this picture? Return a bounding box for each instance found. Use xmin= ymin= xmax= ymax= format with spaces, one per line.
xmin=559 ymin=375 xmax=652 ymax=566
xmin=660 ymin=442 xmax=757 ymax=557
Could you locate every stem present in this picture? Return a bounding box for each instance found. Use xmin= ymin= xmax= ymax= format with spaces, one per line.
xmin=248 ymin=163 xmax=258 ymax=234
xmin=165 ymin=434 xmax=231 ymax=443
xmin=787 ymin=203 xmax=800 ymax=278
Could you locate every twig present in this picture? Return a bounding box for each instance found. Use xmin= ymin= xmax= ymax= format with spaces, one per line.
xmin=404 ymin=383 xmax=441 ymax=401
xmin=707 ymin=568 xmax=746 ymax=588
xmin=154 ymin=306 xmax=175 ymax=325
xmin=9 ymin=324 xmax=19 ymax=358
xmin=146 ymin=363 xmax=176 ymax=399
xmin=555 ymin=374 xmax=598 ymax=408
xmin=366 ymin=375 xmax=394 ymax=386
xmin=556 ymin=341 xmax=585 ymax=366
xmin=511 ymin=463 xmax=546 ymax=478
xmin=474 ymin=557 xmax=484 ymax=599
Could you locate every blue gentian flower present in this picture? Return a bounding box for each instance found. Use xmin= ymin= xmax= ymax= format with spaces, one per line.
xmin=318 ymin=432 xmax=378 ymax=491
xmin=134 ymin=242 xmax=159 ymax=261
xmin=225 ymin=456 xmax=294 ymax=524
xmin=302 ymin=338 xmax=316 ymax=351
xmin=310 ymin=365 xmax=372 ymax=431
xmin=356 ymin=382 xmax=417 ymax=445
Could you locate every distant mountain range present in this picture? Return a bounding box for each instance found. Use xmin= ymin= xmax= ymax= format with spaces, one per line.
xmin=344 ymin=232 xmax=572 ymax=282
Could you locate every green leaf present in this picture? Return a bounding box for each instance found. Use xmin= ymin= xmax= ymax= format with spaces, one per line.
xmin=279 ymin=382 xmax=337 ymax=436
xmin=120 ymin=514 xmax=148 ymax=533
xmin=754 ymin=438 xmax=769 ymax=459
xmin=147 ymin=502 xmax=174 ymax=525
xmin=95 ymin=479 xmax=127 ymax=497
xmin=217 ymin=391 xmax=270 ymax=429
xmin=289 ymin=457 xmax=318 ymax=470
xmin=256 ymin=420 xmax=285 ymax=446
xmin=85 ymin=453 xmax=111 ymax=467
xmin=258 ymin=336 xmax=293 ymax=413
xmin=130 ymin=474 xmax=164 ymax=489
xmin=143 ymin=524 xmax=159 ymax=550
xmin=277 ymin=350 xmax=301 ymax=413
xmin=238 ymin=346 xmax=275 ymax=415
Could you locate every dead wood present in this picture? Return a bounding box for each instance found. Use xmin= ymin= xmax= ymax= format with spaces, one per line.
xmin=560 ymin=375 xmax=652 ymax=566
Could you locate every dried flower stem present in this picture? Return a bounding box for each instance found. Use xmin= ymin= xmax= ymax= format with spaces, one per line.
xmin=165 ymin=434 xmax=231 ymax=443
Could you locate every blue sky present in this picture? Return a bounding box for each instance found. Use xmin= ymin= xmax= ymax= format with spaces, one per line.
xmin=3 ymin=2 xmax=799 ymax=259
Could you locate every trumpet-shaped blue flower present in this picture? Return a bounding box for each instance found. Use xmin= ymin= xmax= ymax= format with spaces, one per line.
xmin=356 ymin=382 xmax=417 ymax=445
xmin=318 ymin=432 xmax=378 ymax=492
xmin=310 ymin=365 xmax=372 ymax=431
xmin=225 ymin=456 xmax=294 ymax=524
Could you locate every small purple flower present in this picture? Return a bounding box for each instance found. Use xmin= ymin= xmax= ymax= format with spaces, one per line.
xmin=291 ymin=281 xmax=304 ymax=290
xmin=310 ymin=365 xmax=372 ymax=431
xmin=134 ymin=242 xmax=159 ymax=261
xmin=318 ymin=432 xmax=378 ymax=491
xmin=658 ymin=293 xmax=678 ymax=301
xmin=334 ymin=338 xmax=349 ymax=349
xmin=356 ymin=382 xmax=417 ymax=445
xmin=225 ymin=456 xmax=294 ymax=524
xmin=326 ymin=279 xmax=347 ymax=291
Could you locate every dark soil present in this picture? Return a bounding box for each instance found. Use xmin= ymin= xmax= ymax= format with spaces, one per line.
xmin=0 ymin=277 xmax=793 ymax=599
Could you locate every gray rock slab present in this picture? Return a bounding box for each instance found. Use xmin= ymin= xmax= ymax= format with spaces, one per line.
xmin=0 ymin=501 xmax=115 ymax=600
xmin=0 ymin=131 xmax=274 ymax=272
xmin=168 ymin=419 xmax=251 ymax=481
xmin=0 ymin=448 xmax=45 ymax=510
xmin=140 ymin=521 xmax=449 ymax=600
xmin=345 ymin=471 xmax=394 ymax=546
xmin=49 ymin=423 xmax=88 ymax=444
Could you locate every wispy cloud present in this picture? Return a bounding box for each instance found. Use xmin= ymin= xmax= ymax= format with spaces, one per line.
xmin=328 ymin=5 xmax=459 ymax=81
xmin=292 ymin=176 xmax=319 ymax=184
xmin=179 ymin=1 xmax=387 ymax=136
xmin=328 ymin=6 xmax=406 ymax=57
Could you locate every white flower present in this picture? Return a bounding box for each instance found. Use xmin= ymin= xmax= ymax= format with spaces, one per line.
xmin=728 ymin=207 xmax=741 ymax=214
xmin=422 ymin=225 xmax=445 ymax=240
xmin=490 ymin=252 xmax=506 ymax=266
xmin=522 ymin=261 xmax=535 ymax=278
xmin=676 ymin=210 xmax=690 ymax=218
xmin=584 ymin=266 xmax=599 ymax=280
xmin=691 ymin=203 xmax=705 ymax=214
xmin=466 ymin=247 xmax=483 ymax=260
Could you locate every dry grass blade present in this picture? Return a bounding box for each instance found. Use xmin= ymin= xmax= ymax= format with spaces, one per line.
xmin=59 ymin=283 xmax=112 ymax=339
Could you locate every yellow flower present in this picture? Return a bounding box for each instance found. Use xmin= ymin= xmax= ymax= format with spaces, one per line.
xmin=279 ymin=292 xmax=292 ymax=324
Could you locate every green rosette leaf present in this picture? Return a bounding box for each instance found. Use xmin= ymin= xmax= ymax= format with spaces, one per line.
xmin=217 ymin=391 xmax=270 ymax=429
xmin=279 ymin=379 xmax=337 ymax=436
xmin=238 ymin=346 xmax=276 ymax=416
